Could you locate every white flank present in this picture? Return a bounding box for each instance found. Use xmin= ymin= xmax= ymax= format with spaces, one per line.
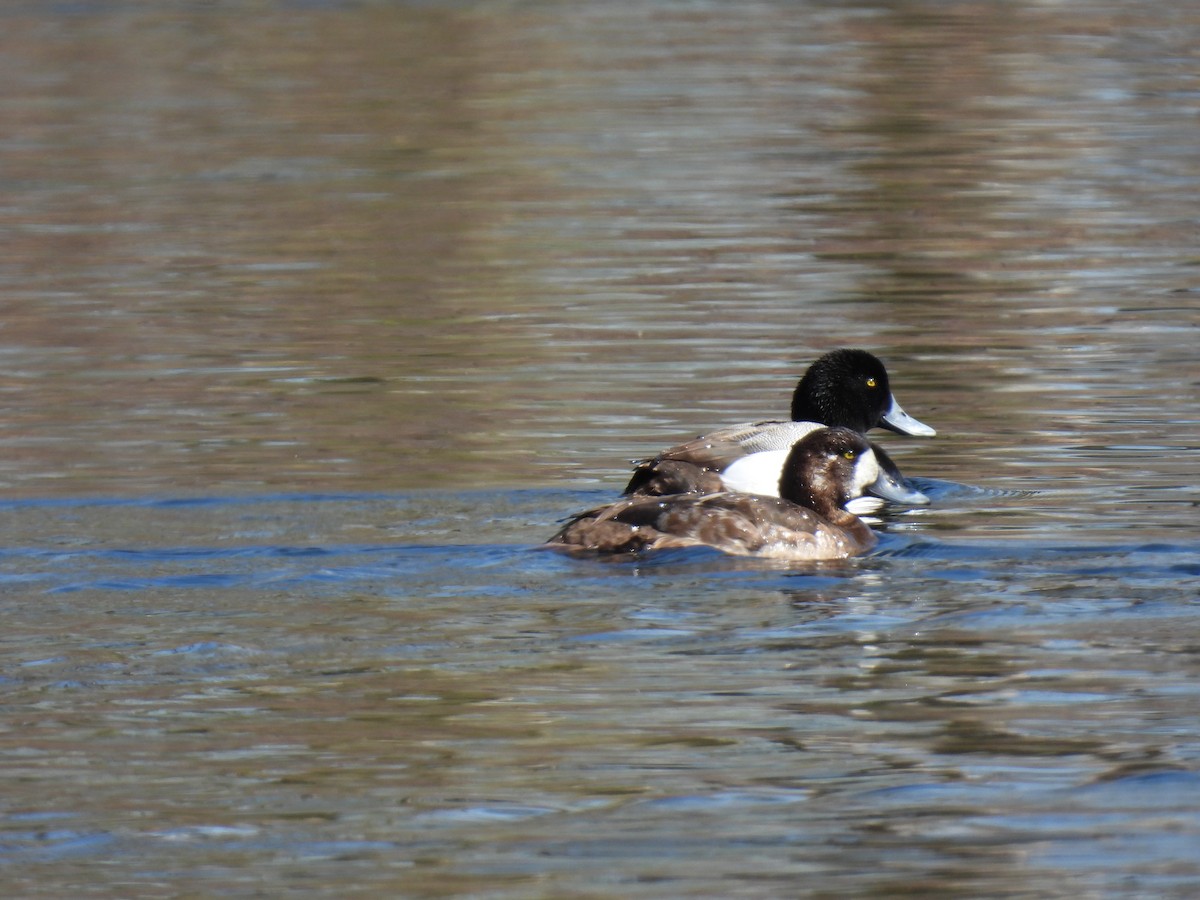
xmin=720 ymin=449 xmax=788 ymax=496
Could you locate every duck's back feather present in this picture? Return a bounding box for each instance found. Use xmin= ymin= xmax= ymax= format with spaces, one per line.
xmin=624 ymin=421 xmax=824 ymax=496
xmin=622 ymin=458 xmax=729 ymax=497
xmin=696 ymin=420 xmax=823 ymax=454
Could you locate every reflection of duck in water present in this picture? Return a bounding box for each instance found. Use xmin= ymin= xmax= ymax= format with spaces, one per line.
xmin=624 ymin=348 xmax=934 ymax=509
xmin=547 ymin=428 xmax=889 ymax=561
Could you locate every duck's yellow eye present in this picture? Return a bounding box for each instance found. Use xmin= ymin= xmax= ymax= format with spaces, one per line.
xmin=865 ymin=377 xmax=877 ymax=389
xmin=843 ymin=450 xmax=856 ymax=460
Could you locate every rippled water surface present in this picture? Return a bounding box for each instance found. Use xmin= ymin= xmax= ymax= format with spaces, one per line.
xmin=1 ymin=1 xmax=1198 ymax=896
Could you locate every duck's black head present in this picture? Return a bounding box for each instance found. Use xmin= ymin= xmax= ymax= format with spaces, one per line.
xmin=790 ymin=349 xmax=935 ymax=437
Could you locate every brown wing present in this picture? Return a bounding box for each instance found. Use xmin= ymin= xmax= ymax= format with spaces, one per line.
xmin=639 ymin=494 xmax=771 ymax=554
xmin=545 ymin=496 xmax=695 ymax=553
xmin=547 ymin=493 xmax=752 ymax=553
xmin=653 ymin=493 xmax=878 ymax=559
xmin=548 ymin=492 xmax=875 ymax=560
xmin=623 ymin=458 xmax=730 ymax=496
xmin=623 ymin=431 xmax=757 ymax=495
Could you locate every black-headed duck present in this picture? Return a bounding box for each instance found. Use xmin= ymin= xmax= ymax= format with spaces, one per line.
xmin=623 ymin=349 xmax=934 ymax=506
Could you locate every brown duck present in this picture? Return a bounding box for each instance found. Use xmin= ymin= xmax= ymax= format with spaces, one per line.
xmin=548 ymin=427 xmax=884 ymax=561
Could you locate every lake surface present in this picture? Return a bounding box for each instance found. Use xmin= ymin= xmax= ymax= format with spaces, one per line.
xmin=1 ymin=1 xmax=1198 ymax=896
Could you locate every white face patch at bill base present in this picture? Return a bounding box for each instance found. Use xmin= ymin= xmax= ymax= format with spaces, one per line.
xmin=851 ymin=448 xmax=881 ymax=498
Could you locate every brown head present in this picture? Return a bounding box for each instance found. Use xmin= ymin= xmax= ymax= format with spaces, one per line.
xmin=776 ymin=427 xmax=879 ymax=517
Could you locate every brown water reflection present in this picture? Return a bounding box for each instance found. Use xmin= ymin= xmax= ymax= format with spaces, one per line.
xmin=1 ymin=2 xmax=1199 ymax=897
xmin=1 ymin=1 xmax=1194 ymax=498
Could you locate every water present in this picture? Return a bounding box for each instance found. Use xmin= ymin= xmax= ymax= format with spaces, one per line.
xmin=1 ymin=1 xmax=1198 ymax=896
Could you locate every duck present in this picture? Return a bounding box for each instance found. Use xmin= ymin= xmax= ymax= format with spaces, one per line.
xmin=622 ymin=348 xmax=935 ymax=507
xmin=547 ymin=427 xmax=884 ymax=560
